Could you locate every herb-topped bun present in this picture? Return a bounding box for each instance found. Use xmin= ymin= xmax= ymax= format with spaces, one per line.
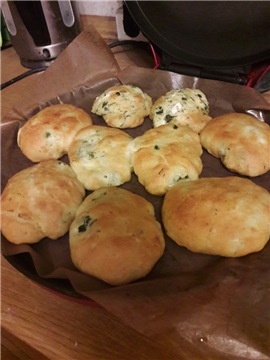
xmin=150 ymin=88 xmax=211 ymax=133
xmin=162 ymin=177 xmax=270 ymax=257
xmin=0 ymin=160 xmax=85 ymax=244
xmin=68 ymin=125 xmax=133 ymax=190
xmin=17 ymin=104 xmax=93 ymax=162
xmin=200 ymin=112 xmax=270 ymax=177
xmin=129 ymin=123 xmax=203 ymax=195
xmin=91 ymin=84 xmax=152 ymax=128
xmin=69 ymin=187 xmax=165 ymax=286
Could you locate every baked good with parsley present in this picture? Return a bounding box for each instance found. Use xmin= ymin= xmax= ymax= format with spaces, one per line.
xmin=162 ymin=177 xmax=270 ymax=257
xmin=17 ymin=104 xmax=92 ymax=162
xmin=149 ymin=88 xmax=211 ymax=133
xmin=91 ymin=84 xmax=152 ymax=128
xmin=200 ymin=113 xmax=270 ymax=177
xmin=129 ymin=123 xmax=203 ymax=195
xmin=68 ymin=125 xmax=133 ymax=190
xmin=0 ymin=160 xmax=85 ymax=244
xmin=69 ymin=187 xmax=165 ymax=285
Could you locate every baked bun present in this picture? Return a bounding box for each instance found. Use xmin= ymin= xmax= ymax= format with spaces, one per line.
xmin=17 ymin=104 xmax=92 ymax=162
xmin=0 ymin=160 xmax=85 ymax=244
xmin=162 ymin=177 xmax=270 ymax=257
xmin=68 ymin=125 xmax=133 ymax=190
xmin=150 ymin=88 xmax=211 ymax=133
xmin=129 ymin=123 xmax=203 ymax=195
xmin=200 ymin=113 xmax=270 ymax=176
xmin=69 ymin=187 xmax=165 ymax=285
xmin=91 ymin=84 xmax=152 ymax=128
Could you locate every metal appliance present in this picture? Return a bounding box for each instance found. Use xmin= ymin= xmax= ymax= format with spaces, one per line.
xmin=1 ymin=0 xmax=82 ymax=69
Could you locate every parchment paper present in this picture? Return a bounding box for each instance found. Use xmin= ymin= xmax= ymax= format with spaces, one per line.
xmin=1 ymin=29 xmax=270 ymax=360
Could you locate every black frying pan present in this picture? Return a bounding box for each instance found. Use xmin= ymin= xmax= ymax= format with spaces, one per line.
xmin=124 ymin=1 xmax=270 ymax=74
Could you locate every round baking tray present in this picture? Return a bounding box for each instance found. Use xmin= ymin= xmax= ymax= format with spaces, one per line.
xmin=5 ymin=253 xmax=87 ymax=300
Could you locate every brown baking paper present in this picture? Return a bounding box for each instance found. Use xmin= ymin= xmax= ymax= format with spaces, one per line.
xmin=2 ymin=28 xmax=270 ymax=360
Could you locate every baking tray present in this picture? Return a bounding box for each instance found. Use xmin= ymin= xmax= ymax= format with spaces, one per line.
xmin=1 ymin=30 xmax=270 ymax=357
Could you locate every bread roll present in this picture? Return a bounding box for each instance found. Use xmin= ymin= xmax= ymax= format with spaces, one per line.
xmin=17 ymin=104 xmax=92 ymax=162
xmin=200 ymin=113 xmax=270 ymax=176
xmin=1 ymin=160 xmax=85 ymax=244
xmin=69 ymin=187 xmax=165 ymax=285
xmin=150 ymin=88 xmax=211 ymax=133
xmin=129 ymin=123 xmax=203 ymax=195
xmin=91 ymin=84 xmax=152 ymax=128
xmin=68 ymin=125 xmax=133 ymax=190
xmin=162 ymin=177 xmax=270 ymax=257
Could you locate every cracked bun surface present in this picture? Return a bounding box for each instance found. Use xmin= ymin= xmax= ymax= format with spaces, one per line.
xmin=150 ymin=88 xmax=211 ymax=133
xmin=17 ymin=104 xmax=92 ymax=162
xmin=200 ymin=113 xmax=270 ymax=176
xmin=91 ymin=84 xmax=152 ymax=128
xmin=1 ymin=160 xmax=85 ymax=244
xmin=68 ymin=125 xmax=133 ymax=190
xmin=129 ymin=123 xmax=203 ymax=195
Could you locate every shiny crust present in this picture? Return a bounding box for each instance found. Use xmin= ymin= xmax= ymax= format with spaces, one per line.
xmin=200 ymin=113 xmax=270 ymax=176
xmin=162 ymin=177 xmax=270 ymax=257
xmin=91 ymin=84 xmax=152 ymax=128
xmin=0 ymin=160 xmax=85 ymax=244
xmin=129 ymin=123 xmax=203 ymax=195
xmin=69 ymin=187 xmax=165 ymax=285
xmin=17 ymin=104 xmax=93 ymax=162
xmin=150 ymin=88 xmax=211 ymax=133
xmin=68 ymin=125 xmax=133 ymax=190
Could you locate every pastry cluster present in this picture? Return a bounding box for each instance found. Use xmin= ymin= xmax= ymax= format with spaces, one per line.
xmin=1 ymin=84 xmax=269 ymax=286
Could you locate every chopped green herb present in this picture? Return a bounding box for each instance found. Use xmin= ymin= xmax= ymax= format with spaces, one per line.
xmin=156 ymin=107 xmax=164 ymax=115
xmin=78 ymin=215 xmax=93 ymax=233
xmin=88 ymin=152 xmax=95 ymax=159
xmin=165 ymin=114 xmax=174 ymax=123
xmin=44 ymin=132 xmax=51 ymax=138
xmin=154 ymin=145 xmax=160 ymax=150
xmin=102 ymin=101 xmax=108 ymax=108
xmin=115 ymin=92 xmax=121 ymax=96
xmin=173 ymin=125 xmax=178 ymax=129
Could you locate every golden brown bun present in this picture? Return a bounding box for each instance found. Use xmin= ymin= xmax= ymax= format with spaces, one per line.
xmin=17 ymin=104 xmax=92 ymax=162
xmin=91 ymin=84 xmax=152 ymax=128
xmin=150 ymin=88 xmax=211 ymax=133
xmin=1 ymin=160 xmax=85 ymax=244
xmin=68 ymin=125 xmax=133 ymax=190
xmin=200 ymin=113 xmax=270 ymax=176
xmin=129 ymin=123 xmax=203 ymax=195
xmin=162 ymin=177 xmax=270 ymax=257
xmin=69 ymin=187 xmax=165 ymax=285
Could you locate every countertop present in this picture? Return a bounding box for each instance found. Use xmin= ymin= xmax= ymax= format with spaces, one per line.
xmin=1 ymin=15 xmax=270 ymax=360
